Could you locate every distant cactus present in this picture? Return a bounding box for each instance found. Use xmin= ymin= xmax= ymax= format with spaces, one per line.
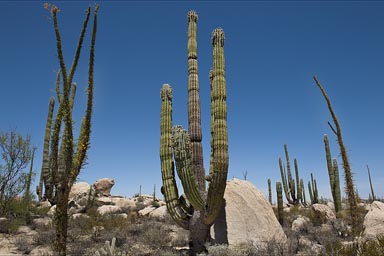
xmin=313 ymin=76 xmax=357 ymax=231
xmin=278 ymin=144 xmax=302 ymax=205
xmin=94 ymin=237 xmax=127 ymax=256
xmin=324 ymin=134 xmax=342 ymax=213
xmin=24 ymin=147 xmax=36 ymax=202
xmin=367 ymin=165 xmax=375 ymax=202
xmin=268 ymin=178 xmax=272 ymax=204
xmin=276 ymin=182 xmax=284 ymax=225
xmin=159 ymin=11 xmax=228 ymax=254
xmin=308 ymin=173 xmax=319 ymax=204
xmin=300 ymin=178 xmax=306 ymax=205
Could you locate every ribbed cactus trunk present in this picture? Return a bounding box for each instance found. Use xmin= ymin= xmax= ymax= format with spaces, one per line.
xmin=160 ymin=11 xmax=228 ymax=255
xmin=314 ymin=76 xmax=357 ymax=231
xmin=284 ymin=144 xmax=296 ymax=203
xmin=188 ymin=12 xmax=205 ymax=192
xmin=324 ymin=134 xmax=342 ymax=213
xmin=276 ymin=182 xmax=284 ymax=225
xmin=268 ymin=178 xmax=272 ymax=204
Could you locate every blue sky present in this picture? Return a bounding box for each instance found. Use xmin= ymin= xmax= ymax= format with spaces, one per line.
xmin=1 ymin=1 xmax=383 ymax=202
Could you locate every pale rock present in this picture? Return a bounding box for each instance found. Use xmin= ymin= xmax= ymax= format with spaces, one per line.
xmin=110 ymin=197 xmax=136 ymax=212
xmin=149 ymin=205 xmax=168 ymax=220
xmin=139 ymin=206 xmax=157 ymax=217
xmin=292 ymin=216 xmax=310 ymax=233
xmin=37 ymin=200 xmax=52 ymax=208
xmin=69 ymin=182 xmax=92 ymax=207
xmin=312 ymin=203 xmax=336 ymax=223
xmin=68 ymin=200 xmax=85 ymax=214
xmin=97 ymin=205 xmax=122 ymax=216
xmin=16 ymin=225 xmax=33 ymax=234
xmin=363 ymin=201 xmax=384 ymax=240
xmin=47 ymin=205 xmax=56 ymax=217
xmin=32 ymin=217 xmax=52 ymax=228
xmin=327 ymin=202 xmax=335 ymax=211
xmin=30 ymin=246 xmax=54 ymax=256
xmin=115 ymin=213 xmax=128 ymax=219
xmin=93 ymin=178 xmax=115 ymax=196
xmin=210 ymin=179 xmax=287 ymax=247
xmin=71 ymin=213 xmax=90 ymax=220
xmin=96 ymin=196 xmax=112 ymax=206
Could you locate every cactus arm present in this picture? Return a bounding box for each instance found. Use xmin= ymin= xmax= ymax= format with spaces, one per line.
xmin=160 ymin=84 xmax=190 ymax=229
xmin=172 ymin=126 xmax=205 ymax=211
xmin=300 ymin=178 xmax=306 ymax=205
xmin=187 ymin=11 xmax=205 ymax=192
xmin=324 ymin=135 xmax=336 ymax=203
xmin=205 ymin=28 xmax=229 ymax=225
xmin=333 ymin=159 xmax=342 ymax=212
xmin=70 ymin=6 xmax=98 ymax=185
xmin=276 ymin=182 xmax=284 ymax=225
xmin=279 ymin=158 xmax=293 ymax=204
xmin=314 ymin=178 xmax=319 ymax=203
xmin=284 ymin=144 xmax=296 ymax=202
xmin=367 ymin=165 xmax=375 ymax=201
xmin=294 ymin=159 xmax=301 ymax=203
xmin=41 ymin=97 xmax=55 ymax=201
xmin=308 ymin=180 xmax=313 ymax=204
xmin=268 ymin=178 xmax=272 ymax=204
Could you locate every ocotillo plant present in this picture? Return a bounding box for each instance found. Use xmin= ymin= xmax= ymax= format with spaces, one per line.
xmin=314 ymin=76 xmax=357 ymax=231
xmin=41 ymin=4 xmax=99 ymax=255
xmin=308 ymin=173 xmax=319 ymax=204
xmin=324 ymin=134 xmax=342 ymax=213
xmin=160 ymin=11 xmax=228 ymax=254
xmin=367 ymin=165 xmax=375 ymax=202
xmin=278 ymin=144 xmax=302 ymax=205
xmin=276 ymin=182 xmax=284 ymax=225
xmin=268 ymin=178 xmax=272 ymax=204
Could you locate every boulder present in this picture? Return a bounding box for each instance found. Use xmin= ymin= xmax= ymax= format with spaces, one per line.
xmin=32 ymin=217 xmax=52 ymax=229
xmin=69 ymin=182 xmax=92 ymax=207
xmin=312 ymin=204 xmax=336 ymax=223
xmin=292 ymin=216 xmax=310 ymax=233
xmin=96 ymin=196 xmax=113 ymax=206
xmin=110 ymin=197 xmax=136 ymax=212
xmin=363 ymin=201 xmax=384 ymax=240
xmin=71 ymin=213 xmax=90 ymax=220
xmin=138 ymin=206 xmax=157 ymax=217
xmin=93 ymin=178 xmax=115 ymax=196
xmin=210 ymin=179 xmax=287 ymax=247
xmin=149 ymin=205 xmax=168 ymax=220
xmin=97 ymin=205 xmax=122 ymax=216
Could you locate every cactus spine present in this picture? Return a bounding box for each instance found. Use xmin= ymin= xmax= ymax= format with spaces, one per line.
xmin=160 ymin=11 xmax=228 ymax=254
xmin=276 ymin=182 xmax=284 ymax=225
xmin=324 ymin=134 xmax=342 ymax=213
xmin=313 ymin=76 xmax=357 ymax=231
xmin=367 ymin=165 xmax=375 ymax=202
xmin=268 ymin=178 xmax=272 ymax=204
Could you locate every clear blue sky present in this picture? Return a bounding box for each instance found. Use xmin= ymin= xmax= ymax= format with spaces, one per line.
xmin=1 ymin=1 xmax=383 ymax=202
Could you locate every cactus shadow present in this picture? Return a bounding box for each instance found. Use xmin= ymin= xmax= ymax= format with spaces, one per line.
xmin=212 ymin=199 xmax=228 ymax=244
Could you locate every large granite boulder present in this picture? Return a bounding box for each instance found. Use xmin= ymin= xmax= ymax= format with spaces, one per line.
xmin=210 ymin=179 xmax=287 ymax=247
xmin=363 ymin=201 xmax=384 ymax=240
xmin=312 ymin=203 xmax=336 ymax=224
xmin=69 ymin=182 xmax=92 ymax=207
xmin=93 ymin=178 xmax=115 ymax=197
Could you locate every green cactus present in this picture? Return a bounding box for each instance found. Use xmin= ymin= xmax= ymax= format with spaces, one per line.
xmin=24 ymin=147 xmax=36 ymax=202
xmin=279 ymin=144 xmax=302 ymax=205
xmin=324 ymin=134 xmax=342 ymax=213
xmin=39 ymin=4 xmax=99 ymax=255
xmin=160 ymin=11 xmax=228 ymax=254
xmin=300 ymin=178 xmax=306 ymax=205
xmin=367 ymin=165 xmax=375 ymax=202
xmin=308 ymin=173 xmax=319 ymax=204
xmin=276 ymin=182 xmax=284 ymax=225
xmin=268 ymin=178 xmax=272 ymax=204
xmin=313 ymin=76 xmax=358 ymax=232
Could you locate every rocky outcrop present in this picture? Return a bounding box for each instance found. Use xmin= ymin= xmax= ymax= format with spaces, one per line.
xmin=292 ymin=216 xmax=310 ymax=233
xmin=210 ymin=179 xmax=287 ymax=247
xmin=149 ymin=205 xmax=168 ymax=220
xmin=69 ymin=182 xmax=92 ymax=207
xmin=93 ymin=178 xmax=115 ymax=196
xmin=312 ymin=204 xmax=336 ymax=223
xmin=363 ymin=201 xmax=384 ymax=240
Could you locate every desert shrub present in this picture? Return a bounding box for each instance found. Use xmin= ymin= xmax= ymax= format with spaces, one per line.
xmin=206 ymin=244 xmax=229 ymax=256
xmin=34 ymin=225 xmax=55 ymax=245
xmin=229 ymin=242 xmax=258 ymax=256
xmin=140 ymin=219 xmax=172 ymax=249
xmin=170 ymin=228 xmax=189 ymax=247
xmin=14 ymin=236 xmax=33 ymax=254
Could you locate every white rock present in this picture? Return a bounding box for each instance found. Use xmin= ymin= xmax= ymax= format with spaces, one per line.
xmin=32 ymin=217 xmax=52 ymax=228
xmin=69 ymin=182 xmax=92 ymax=207
xmin=149 ymin=206 xmax=168 ymax=220
xmin=138 ymin=206 xmax=157 ymax=216
xmin=292 ymin=216 xmax=310 ymax=233
xmin=312 ymin=203 xmax=336 ymax=223
xmin=71 ymin=213 xmax=90 ymax=220
xmin=110 ymin=197 xmax=136 ymax=212
xmin=93 ymin=178 xmax=115 ymax=197
xmin=97 ymin=205 xmax=122 ymax=216
xmin=363 ymin=201 xmax=384 ymax=240
xmin=210 ymin=179 xmax=287 ymax=247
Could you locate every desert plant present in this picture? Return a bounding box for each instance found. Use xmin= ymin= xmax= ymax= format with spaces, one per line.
xmin=276 ymin=182 xmax=284 ymax=225
xmin=159 ymin=11 xmax=228 ymax=254
xmin=94 ymin=237 xmax=127 ymax=256
xmin=0 ymin=130 xmax=34 ymax=216
xmin=313 ymin=76 xmax=358 ymax=231
xmin=278 ymin=144 xmax=303 ymax=205
xmin=41 ymin=4 xmax=99 ymax=255
xmin=268 ymin=178 xmax=272 ymax=204
xmin=308 ymin=172 xmax=319 ymax=204
xmin=367 ymin=165 xmax=376 ymax=202
xmin=324 ymin=134 xmax=342 ymax=213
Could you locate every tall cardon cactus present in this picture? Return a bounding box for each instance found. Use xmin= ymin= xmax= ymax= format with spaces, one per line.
xmin=324 ymin=134 xmax=342 ymax=213
xmin=276 ymin=182 xmax=284 ymax=225
xmin=160 ymin=11 xmax=228 ymax=254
